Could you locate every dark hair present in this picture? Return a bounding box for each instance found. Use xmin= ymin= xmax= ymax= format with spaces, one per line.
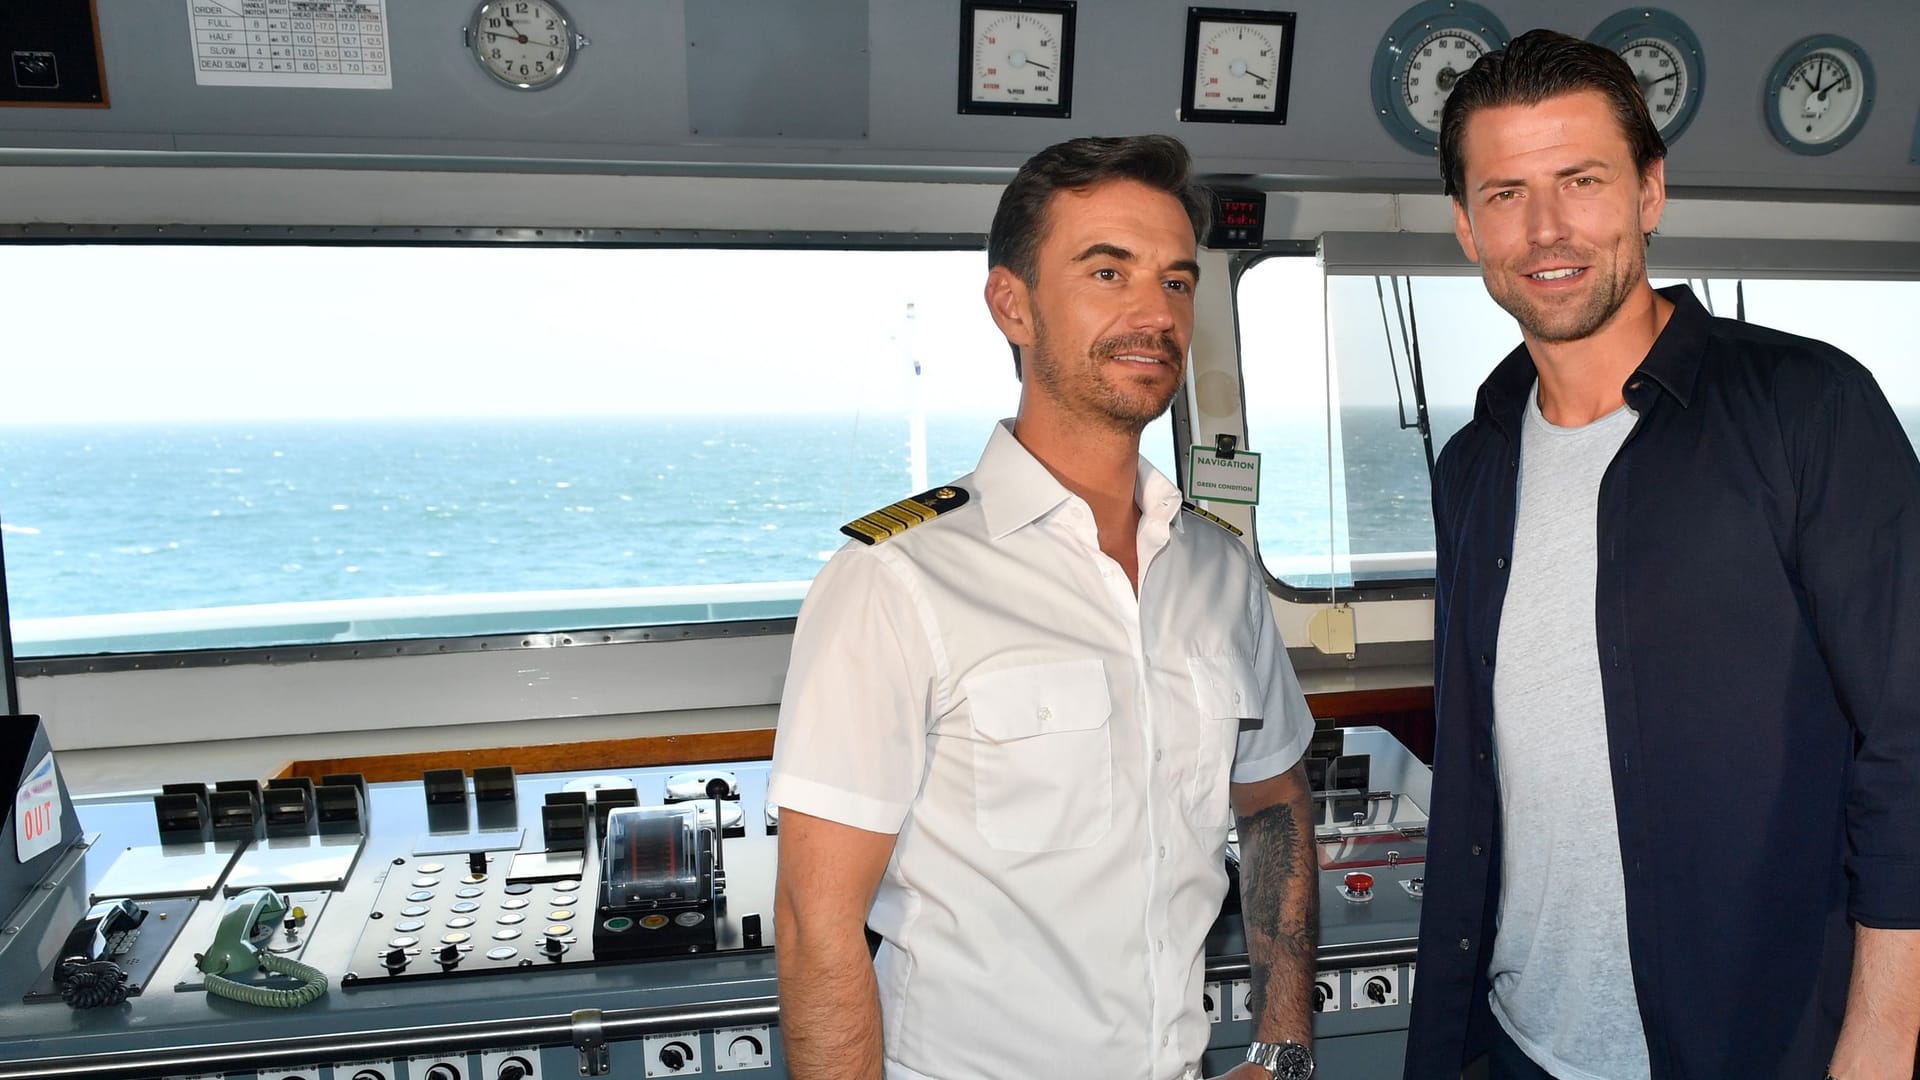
xmin=988 ymin=136 xmax=1211 ymax=376
xmin=1439 ymin=29 xmax=1666 ymax=201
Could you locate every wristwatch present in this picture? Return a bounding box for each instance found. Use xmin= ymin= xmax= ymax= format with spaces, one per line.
xmin=1245 ymin=1040 xmax=1314 ymax=1079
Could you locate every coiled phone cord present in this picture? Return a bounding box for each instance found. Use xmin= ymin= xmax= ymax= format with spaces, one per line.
xmin=203 ymin=950 xmax=329 ymax=1008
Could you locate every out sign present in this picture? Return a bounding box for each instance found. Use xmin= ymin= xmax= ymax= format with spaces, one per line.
xmin=15 ymin=752 xmax=63 ymax=862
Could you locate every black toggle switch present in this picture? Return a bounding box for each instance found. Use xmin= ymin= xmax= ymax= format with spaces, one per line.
xmin=437 ymin=942 xmax=461 ymax=966
xmin=1366 ymin=975 xmax=1391 ymax=1004
xmin=742 ymin=912 xmax=763 ymax=948
xmin=468 ymin=850 xmax=488 ymax=876
xmin=383 ymin=946 xmax=408 ymax=971
xmin=660 ymin=1041 xmax=692 ymax=1070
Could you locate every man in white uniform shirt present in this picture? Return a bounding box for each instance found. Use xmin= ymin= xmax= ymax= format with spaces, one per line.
xmin=769 ymin=135 xmax=1319 ymax=1080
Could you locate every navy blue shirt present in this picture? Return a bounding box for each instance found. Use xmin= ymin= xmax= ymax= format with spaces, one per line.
xmin=1405 ymin=286 xmax=1920 ymax=1079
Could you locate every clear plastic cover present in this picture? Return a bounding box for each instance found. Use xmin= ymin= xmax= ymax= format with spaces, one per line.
xmin=600 ymin=805 xmax=703 ymax=908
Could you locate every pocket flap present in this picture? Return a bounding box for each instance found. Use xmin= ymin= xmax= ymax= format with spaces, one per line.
xmin=965 ymin=658 xmax=1112 ymax=742
xmin=1187 ymin=654 xmax=1265 ymax=720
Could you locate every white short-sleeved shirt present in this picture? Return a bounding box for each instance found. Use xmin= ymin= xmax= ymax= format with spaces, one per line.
xmin=769 ymin=420 xmax=1313 ymax=1080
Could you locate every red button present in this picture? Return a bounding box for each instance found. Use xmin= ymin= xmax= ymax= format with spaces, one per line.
xmin=1344 ymin=872 xmax=1375 ymax=893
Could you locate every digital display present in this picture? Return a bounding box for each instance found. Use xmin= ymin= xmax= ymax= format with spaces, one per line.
xmin=1206 ymin=189 xmax=1267 ymax=249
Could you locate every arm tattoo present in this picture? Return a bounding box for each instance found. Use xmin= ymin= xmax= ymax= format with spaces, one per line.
xmin=1237 ymin=799 xmax=1318 ymax=1031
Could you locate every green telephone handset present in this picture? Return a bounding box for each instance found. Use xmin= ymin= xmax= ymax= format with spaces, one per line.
xmin=195 ymin=888 xmax=328 ymax=1008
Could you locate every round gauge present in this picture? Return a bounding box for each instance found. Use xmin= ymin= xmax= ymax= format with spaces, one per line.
xmin=467 ymin=0 xmax=589 ymax=91
xmin=958 ymin=0 xmax=1076 ymax=117
xmin=1371 ymin=1 xmax=1511 ymax=155
xmin=1765 ymin=35 xmax=1875 ymax=155
xmin=1181 ymin=8 xmax=1298 ymax=125
xmin=1588 ymin=9 xmax=1705 ymax=143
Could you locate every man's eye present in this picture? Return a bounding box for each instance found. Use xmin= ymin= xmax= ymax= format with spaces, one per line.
xmin=1164 ymin=279 xmax=1191 ymax=294
xmin=1571 ymin=176 xmax=1598 ymax=187
xmin=1490 ymin=190 xmax=1519 ymax=202
xmin=1094 ymin=267 xmax=1120 ymax=281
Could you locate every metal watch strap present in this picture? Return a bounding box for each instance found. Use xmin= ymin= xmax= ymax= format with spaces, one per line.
xmin=1245 ymin=1040 xmax=1314 ymax=1080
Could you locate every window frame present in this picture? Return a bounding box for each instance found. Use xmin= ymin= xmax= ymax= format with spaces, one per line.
xmin=1236 ymin=232 xmax=1920 ymax=603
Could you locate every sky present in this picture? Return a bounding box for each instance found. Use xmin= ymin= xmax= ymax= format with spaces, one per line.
xmin=2 ymin=243 xmax=1914 ymax=430
xmin=0 ymin=246 xmax=1018 ymax=424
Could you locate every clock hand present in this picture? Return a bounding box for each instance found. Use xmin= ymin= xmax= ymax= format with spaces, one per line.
xmin=1641 ymin=71 xmax=1678 ymax=88
xmin=483 ymin=29 xmax=530 ymax=44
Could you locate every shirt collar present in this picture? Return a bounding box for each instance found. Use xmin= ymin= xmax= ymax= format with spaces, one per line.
xmin=975 ymin=419 xmax=1184 ymax=541
xmin=1475 ymin=283 xmax=1710 ymax=438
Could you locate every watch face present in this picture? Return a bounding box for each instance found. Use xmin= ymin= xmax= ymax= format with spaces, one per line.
xmin=1765 ymin=35 xmax=1875 ymax=155
xmin=959 ymin=1 xmax=1076 ymax=117
xmin=470 ymin=0 xmax=578 ymax=90
xmin=1371 ymin=1 xmax=1510 ymax=154
xmin=1273 ymin=1041 xmax=1315 ymax=1080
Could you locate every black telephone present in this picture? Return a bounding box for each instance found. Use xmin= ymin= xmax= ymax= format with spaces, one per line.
xmin=54 ymin=898 xmax=146 ymax=1008
xmin=59 ymin=898 xmax=146 ymax=967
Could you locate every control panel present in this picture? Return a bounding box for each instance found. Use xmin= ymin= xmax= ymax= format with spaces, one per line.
xmin=0 ymin=726 xmax=1427 ymax=1079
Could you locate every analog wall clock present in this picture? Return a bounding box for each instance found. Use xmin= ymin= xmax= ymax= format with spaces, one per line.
xmin=1370 ymin=0 xmax=1510 ymax=155
xmin=465 ymin=0 xmax=589 ymax=91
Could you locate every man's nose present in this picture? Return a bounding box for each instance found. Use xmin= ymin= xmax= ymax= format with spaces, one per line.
xmin=1129 ymin=280 xmax=1177 ymax=331
xmin=1526 ymin=191 xmax=1571 ymax=249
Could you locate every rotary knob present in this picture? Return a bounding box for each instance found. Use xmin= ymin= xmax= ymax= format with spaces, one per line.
xmin=659 ymin=1040 xmax=694 ymax=1070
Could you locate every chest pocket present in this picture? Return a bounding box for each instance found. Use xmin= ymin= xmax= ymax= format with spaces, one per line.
xmin=1185 ymin=654 xmax=1262 ymax=827
xmin=963 ymin=659 xmax=1113 ymax=852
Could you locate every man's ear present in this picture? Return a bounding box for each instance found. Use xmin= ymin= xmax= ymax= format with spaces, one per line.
xmin=1638 ymin=157 xmax=1667 ymax=237
xmin=1452 ymin=198 xmax=1482 ymax=265
xmin=984 ymin=265 xmax=1035 ymax=349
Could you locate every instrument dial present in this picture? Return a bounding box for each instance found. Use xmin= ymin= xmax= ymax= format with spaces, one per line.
xmin=1769 ymin=42 xmax=1873 ymax=152
xmin=1589 ymin=9 xmax=1706 ymax=143
xmin=1181 ymin=9 xmax=1297 ymax=124
xmin=1371 ymin=1 xmax=1510 ymax=155
xmin=1400 ymin=27 xmax=1490 ymax=136
xmin=959 ymin=1 xmax=1076 ymax=117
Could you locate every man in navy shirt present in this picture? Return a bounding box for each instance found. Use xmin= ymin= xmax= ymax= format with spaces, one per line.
xmin=1405 ymin=30 xmax=1920 ymax=1080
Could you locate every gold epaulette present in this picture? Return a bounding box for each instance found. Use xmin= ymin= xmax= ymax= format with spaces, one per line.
xmin=1180 ymin=500 xmax=1243 ymax=536
xmin=841 ymin=485 xmax=971 ymax=545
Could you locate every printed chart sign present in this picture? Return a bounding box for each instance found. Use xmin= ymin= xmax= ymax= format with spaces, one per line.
xmin=189 ymin=0 xmax=392 ymax=89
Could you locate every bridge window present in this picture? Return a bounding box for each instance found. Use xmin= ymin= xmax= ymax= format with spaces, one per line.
xmin=1237 ymin=249 xmax=1920 ymax=595
xmin=0 ymin=243 xmax=1177 ymax=658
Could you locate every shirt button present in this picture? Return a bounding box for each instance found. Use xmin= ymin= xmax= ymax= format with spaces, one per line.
xmin=1477 ymin=751 xmax=1488 ymax=762
xmin=1471 ymin=843 xmax=1484 ymax=855
xmin=1158 ymin=845 xmax=1168 ymax=859
xmin=1155 ymin=940 xmax=1164 ymax=953
xmin=1495 ymin=557 xmax=1507 ymax=569
xmin=1161 ymin=1034 xmax=1170 ymax=1048
xmin=1231 ymin=691 xmax=1241 ymax=705
xmin=1154 ymin=748 xmax=1164 ymax=762
xmin=1460 ymin=938 xmax=1472 ymax=951
xmin=1036 ymin=706 xmax=1052 ymax=723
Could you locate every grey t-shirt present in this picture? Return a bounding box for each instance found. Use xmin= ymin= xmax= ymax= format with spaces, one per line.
xmin=1488 ymin=383 xmax=1650 ymax=1079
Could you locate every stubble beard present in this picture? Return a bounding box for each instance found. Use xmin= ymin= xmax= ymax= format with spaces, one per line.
xmin=1486 ymin=241 xmax=1644 ymax=345
xmin=1028 ymin=311 xmax=1183 ymax=434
